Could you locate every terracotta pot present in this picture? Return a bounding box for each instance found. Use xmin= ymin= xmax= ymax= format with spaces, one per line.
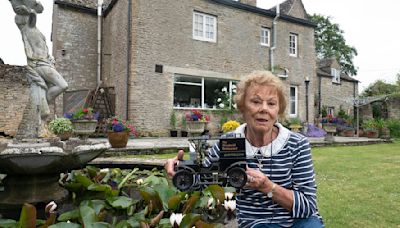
xmin=108 ymin=131 xmax=129 ymax=148
xmin=366 ymin=130 xmax=379 ymax=138
xmin=57 ymin=132 xmax=72 ymax=141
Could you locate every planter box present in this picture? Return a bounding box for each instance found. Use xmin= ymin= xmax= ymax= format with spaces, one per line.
xmin=187 ymin=121 xmax=206 ymax=135
xmin=322 ymin=124 xmax=337 ymax=133
xmin=72 ymin=120 xmax=98 ymax=138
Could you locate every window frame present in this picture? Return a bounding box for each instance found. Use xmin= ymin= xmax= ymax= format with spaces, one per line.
xmin=260 ymin=27 xmax=271 ymax=47
xmin=289 ymin=33 xmax=298 ymax=57
xmin=289 ymin=86 xmax=298 ymax=117
xmin=331 ymin=68 xmax=341 ymax=84
xmin=193 ymin=11 xmax=217 ymax=43
xmin=173 ymin=74 xmax=237 ymax=110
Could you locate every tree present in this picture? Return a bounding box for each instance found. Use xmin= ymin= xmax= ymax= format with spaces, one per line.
xmin=310 ymin=14 xmax=358 ymax=76
xmin=361 ymin=80 xmax=399 ymax=97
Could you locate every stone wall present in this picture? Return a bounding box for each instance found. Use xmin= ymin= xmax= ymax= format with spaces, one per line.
xmin=319 ymin=76 xmax=357 ymax=117
xmin=124 ymin=0 xmax=316 ymax=135
xmin=52 ymin=4 xmax=98 ymax=115
xmin=0 ymin=64 xmax=30 ymax=137
xmin=53 ymin=0 xmax=316 ymax=136
xmin=388 ymin=96 xmax=400 ymax=119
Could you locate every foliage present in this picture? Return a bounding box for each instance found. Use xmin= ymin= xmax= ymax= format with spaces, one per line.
xmin=321 ymin=106 xmax=328 ymax=118
xmin=321 ymin=114 xmax=338 ymax=125
xmin=181 ymin=115 xmax=187 ymax=129
xmin=221 ymin=120 xmax=240 ymax=133
xmin=64 ymin=107 xmax=99 ymax=121
xmin=107 ymin=117 xmax=138 ymax=136
xmin=362 ymin=118 xmax=379 ymax=131
xmin=215 ymin=84 xmax=237 ymax=110
xmin=288 ymin=117 xmax=301 ymax=126
xmin=386 ymin=118 xmax=400 ymax=138
xmin=305 ymin=124 xmax=326 ymax=137
xmin=0 ymin=166 xmax=235 ymax=227
xmin=361 ymin=80 xmax=399 ymax=97
xmin=170 ymin=110 xmax=177 ymax=130
xmin=49 ymin=117 xmax=73 ymax=134
xmin=185 ymin=109 xmax=210 ymax=122
xmin=310 ymin=14 xmax=358 ymax=76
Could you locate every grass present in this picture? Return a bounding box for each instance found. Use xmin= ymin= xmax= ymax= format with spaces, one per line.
xmin=312 ymin=140 xmax=400 ymax=228
xmin=137 ymin=140 xmax=400 ymax=227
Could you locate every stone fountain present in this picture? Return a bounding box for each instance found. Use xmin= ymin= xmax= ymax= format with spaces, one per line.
xmin=0 ymin=0 xmax=109 ymax=218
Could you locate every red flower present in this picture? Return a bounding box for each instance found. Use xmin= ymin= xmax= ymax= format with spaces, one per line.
xmin=83 ymin=108 xmax=89 ymax=113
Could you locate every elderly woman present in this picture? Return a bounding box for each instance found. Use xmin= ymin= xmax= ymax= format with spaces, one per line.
xmin=166 ymin=71 xmax=323 ymax=228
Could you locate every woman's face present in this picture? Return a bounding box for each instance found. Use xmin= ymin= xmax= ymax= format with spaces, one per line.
xmin=242 ymin=84 xmax=280 ymax=134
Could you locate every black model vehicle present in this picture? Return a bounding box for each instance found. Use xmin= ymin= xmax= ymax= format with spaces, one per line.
xmin=173 ymin=135 xmax=247 ymax=191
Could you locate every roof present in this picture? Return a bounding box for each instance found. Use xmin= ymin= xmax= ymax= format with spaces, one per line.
xmin=55 ymin=0 xmax=315 ymax=27
xmin=317 ymin=58 xmax=358 ymax=82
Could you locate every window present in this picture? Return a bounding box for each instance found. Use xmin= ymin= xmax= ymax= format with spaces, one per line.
xmin=260 ymin=27 xmax=270 ymax=46
xmin=331 ymin=68 xmax=341 ymax=83
xmin=327 ymin=107 xmax=335 ymax=116
xmin=289 ymin=33 xmax=298 ymax=57
xmin=174 ymin=74 xmax=237 ymax=109
xmin=289 ymin=86 xmax=298 ymax=116
xmin=193 ymin=12 xmax=217 ymax=42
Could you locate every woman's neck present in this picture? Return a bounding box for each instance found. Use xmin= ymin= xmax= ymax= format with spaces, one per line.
xmin=246 ymin=125 xmax=278 ymax=147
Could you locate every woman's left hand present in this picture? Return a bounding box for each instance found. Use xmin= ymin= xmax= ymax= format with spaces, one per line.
xmin=245 ymin=166 xmax=271 ymax=192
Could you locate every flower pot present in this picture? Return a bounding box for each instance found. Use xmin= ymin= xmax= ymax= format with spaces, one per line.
xmin=170 ymin=130 xmax=178 ymax=137
xmin=187 ymin=121 xmax=206 ymax=135
xmin=366 ymin=129 xmax=379 ymax=138
xmin=57 ymin=132 xmax=72 ymax=141
xmin=181 ymin=130 xmax=188 ymax=137
xmin=108 ymin=131 xmax=129 ymax=148
xmin=72 ymin=120 xmax=98 ymax=138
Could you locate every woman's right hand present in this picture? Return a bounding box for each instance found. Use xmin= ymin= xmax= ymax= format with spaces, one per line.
xmin=165 ymin=149 xmax=185 ymax=178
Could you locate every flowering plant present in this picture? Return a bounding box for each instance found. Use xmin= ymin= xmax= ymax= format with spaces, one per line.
xmin=321 ymin=114 xmax=338 ymax=124
xmin=107 ymin=117 xmax=138 ymax=136
xmin=185 ymin=109 xmax=210 ymax=122
xmin=64 ymin=107 xmax=99 ymax=121
xmin=222 ymin=120 xmax=240 ymax=133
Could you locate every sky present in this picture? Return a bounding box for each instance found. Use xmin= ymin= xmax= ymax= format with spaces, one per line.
xmin=0 ymin=0 xmax=399 ymax=92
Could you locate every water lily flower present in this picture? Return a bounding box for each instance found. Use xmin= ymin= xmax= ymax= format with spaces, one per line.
xmin=170 ymin=213 xmax=184 ymax=226
xmin=45 ymin=201 xmax=57 ymax=214
xmin=225 ymin=192 xmax=234 ymax=200
xmin=100 ymin=168 xmax=109 ymax=173
xmin=136 ymin=178 xmax=144 ymax=185
xmin=224 ymin=200 xmax=236 ymax=211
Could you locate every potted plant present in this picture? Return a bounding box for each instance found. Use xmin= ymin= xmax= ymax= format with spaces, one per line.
xmin=185 ymin=109 xmax=210 ymax=136
xmin=362 ymin=119 xmax=379 ymax=138
xmin=64 ymin=107 xmax=99 ymax=138
xmin=48 ymin=117 xmax=73 ymax=141
xmin=288 ymin=117 xmax=302 ymax=133
xmin=107 ymin=117 xmax=138 ymax=148
xmin=170 ymin=110 xmax=178 ymax=137
xmin=321 ymin=114 xmax=337 ymax=134
xmin=221 ymin=120 xmax=240 ymax=133
xmin=180 ymin=115 xmax=188 ymax=137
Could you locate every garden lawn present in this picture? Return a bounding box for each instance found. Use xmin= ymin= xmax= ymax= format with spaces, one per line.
xmin=137 ymin=140 xmax=400 ymax=227
xmin=312 ymin=140 xmax=400 ymax=228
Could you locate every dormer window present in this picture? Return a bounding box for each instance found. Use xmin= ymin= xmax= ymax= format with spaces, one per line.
xmin=331 ymin=68 xmax=340 ymax=84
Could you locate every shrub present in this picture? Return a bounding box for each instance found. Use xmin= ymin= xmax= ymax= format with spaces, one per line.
xmin=387 ymin=118 xmax=400 ymax=138
xmin=49 ymin=117 xmax=73 ymax=134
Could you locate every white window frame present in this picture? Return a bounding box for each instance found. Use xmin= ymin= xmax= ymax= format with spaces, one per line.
xmin=260 ymin=27 xmax=270 ymax=46
xmin=331 ymin=68 xmax=341 ymax=84
xmin=289 ymin=86 xmax=298 ymax=117
xmin=193 ymin=12 xmax=217 ymax=42
xmin=173 ymin=74 xmax=237 ymax=109
xmin=289 ymin=33 xmax=298 ymax=57
xmin=327 ymin=107 xmax=335 ymax=116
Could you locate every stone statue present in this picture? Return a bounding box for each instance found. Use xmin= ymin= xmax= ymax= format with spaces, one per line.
xmin=9 ymin=0 xmax=68 ymax=138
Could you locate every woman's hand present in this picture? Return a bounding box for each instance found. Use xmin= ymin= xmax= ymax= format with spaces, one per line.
xmin=245 ymin=166 xmax=273 ymax=193
xmin=164 ymin=150 xmax=185 ymax=178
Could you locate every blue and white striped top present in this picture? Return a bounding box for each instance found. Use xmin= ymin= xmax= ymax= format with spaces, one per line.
xmin=203 ymin=123 xmax=323 ymax=228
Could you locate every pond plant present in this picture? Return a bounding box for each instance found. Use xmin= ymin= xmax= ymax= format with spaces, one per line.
xmin=0 ymin=166 xmax=235 ymax=228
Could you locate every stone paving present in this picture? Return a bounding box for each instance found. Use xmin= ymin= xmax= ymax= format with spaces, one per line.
xmin=87 ymin=136 xmax=390 ymax=169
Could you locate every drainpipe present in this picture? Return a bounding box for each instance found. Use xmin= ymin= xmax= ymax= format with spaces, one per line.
xmin=125 ymin=0 xmax=132 ymax=120
xmin=270 ymin=4 xmax=280 ymax=72
xmin=97 ymin=0 xmax=103 ymax=87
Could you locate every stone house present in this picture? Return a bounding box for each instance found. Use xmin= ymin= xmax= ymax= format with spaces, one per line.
xmin=51 ymin=0 xmax=317 ymax=136
xmin=315 ymin=58 xmax=359 ymax=119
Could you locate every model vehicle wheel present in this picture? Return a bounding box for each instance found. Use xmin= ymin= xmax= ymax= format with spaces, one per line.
xmin=227 ymin=167 xmax=247 ymax=188
xmin=173 ymin=169 xmax=194 ymax=191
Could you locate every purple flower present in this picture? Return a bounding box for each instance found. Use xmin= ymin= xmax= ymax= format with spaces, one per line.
xmin=112 ymin=123 xmax=125 ymax=132
xmin=64 ymin=112 xmax=73 ymax=119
